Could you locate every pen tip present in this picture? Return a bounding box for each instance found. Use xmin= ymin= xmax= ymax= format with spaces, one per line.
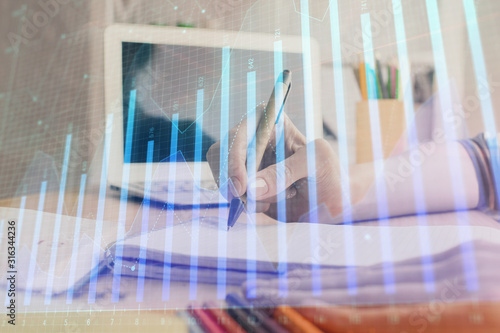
xmin=227 ymin=197 xmax=244 ymax=230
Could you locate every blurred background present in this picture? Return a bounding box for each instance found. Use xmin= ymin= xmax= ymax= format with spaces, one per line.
xmin=1 ymin=0 xmax=499 ymax=202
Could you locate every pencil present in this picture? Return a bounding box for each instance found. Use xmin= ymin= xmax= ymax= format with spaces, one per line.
xmin=273 ymin=305 xmax=323 ymax=333
xmin=398 ymin=66 xmax=404 ymax=100
xmin=178 ymin=311 xmax=205 ymax=333
xmin=376 ymin=59 xmax=388 ymax=99
xmin=227 ymin=306 xmax=268 ymax=333
xmin=204 ymin=302 xmax=247 ymax=333
xmin=395 ymin=68 xmax=400 ymax=100
xmin=391 ymin=66 xmax=397 ymax=99
xmin=370 ymin=68 xmax=379 ymax=99
xmin=226 ymin=293 xmax=288 ymax=333
xmin=359 ymin=62 xmax=368 ymax=100
xmin=189 ymin=306 xmax=226 ymax=333
xmin=387 ymin=66 xmax=392 ymax=98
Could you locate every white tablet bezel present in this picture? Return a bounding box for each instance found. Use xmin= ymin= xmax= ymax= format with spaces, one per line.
xmin=104 ymin=23 xmax=322 ymax=187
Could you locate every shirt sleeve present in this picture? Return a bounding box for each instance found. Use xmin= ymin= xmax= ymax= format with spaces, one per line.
xmin=459 ymin=133 xmax=500 ymax=218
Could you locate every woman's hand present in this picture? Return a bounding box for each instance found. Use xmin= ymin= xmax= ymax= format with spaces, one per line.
xmin=206 ymin=111 xmax=346 ymax=222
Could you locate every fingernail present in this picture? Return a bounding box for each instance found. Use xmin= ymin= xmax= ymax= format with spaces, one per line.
xmin=230 ymin=177 xmax=242 ymax=197
xmin=249 ymin=178 xmax=268 ymax=197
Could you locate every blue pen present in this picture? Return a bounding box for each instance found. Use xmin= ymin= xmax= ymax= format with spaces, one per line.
xmin=227 ymin=70 xmax=292 ymax=230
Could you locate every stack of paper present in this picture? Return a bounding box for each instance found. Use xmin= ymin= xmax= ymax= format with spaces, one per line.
xmin=1 ymin=206 xmax=499 ymax=298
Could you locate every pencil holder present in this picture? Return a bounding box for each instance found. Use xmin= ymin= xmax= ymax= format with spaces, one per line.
xmin=356 ymin=99 xmax=406 ymax=164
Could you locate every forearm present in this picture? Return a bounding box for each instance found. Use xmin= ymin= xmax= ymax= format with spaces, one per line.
xmin=347 ymin=141 xmax=479 ymax=221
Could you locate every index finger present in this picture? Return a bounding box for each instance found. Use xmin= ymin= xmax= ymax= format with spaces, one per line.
xmin=226 ymin=117 xmax=249 ymax=197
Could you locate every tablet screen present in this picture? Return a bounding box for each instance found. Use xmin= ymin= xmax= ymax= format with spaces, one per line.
xmin=121 ymin=41 xmax=306 ymax=163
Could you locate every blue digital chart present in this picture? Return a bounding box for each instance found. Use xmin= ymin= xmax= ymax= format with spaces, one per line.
xmin=1 ymin=0 xmax=500 ymax=331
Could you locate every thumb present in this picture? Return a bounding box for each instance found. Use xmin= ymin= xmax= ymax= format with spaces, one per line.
xmin=248 ymin=145 xmax=309 ymax=200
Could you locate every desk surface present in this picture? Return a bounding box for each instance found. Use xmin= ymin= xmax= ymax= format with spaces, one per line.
xmin=2 ymin=187 xmax=499 ymax=229
xmin=1 ymin=188 xmax=500 ymax=332
xmin=0 ymin=188 xmax=241 ymax=313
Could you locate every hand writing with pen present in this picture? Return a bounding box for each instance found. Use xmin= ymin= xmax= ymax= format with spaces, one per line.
xmin=206 ymin=109 xmax=346 ymax=222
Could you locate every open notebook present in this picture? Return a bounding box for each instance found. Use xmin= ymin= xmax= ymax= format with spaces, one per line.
xmin=1 ymin=206 xmax=500 ymax=297
xmin=111 ymin=210 xmax=500 ymax=285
